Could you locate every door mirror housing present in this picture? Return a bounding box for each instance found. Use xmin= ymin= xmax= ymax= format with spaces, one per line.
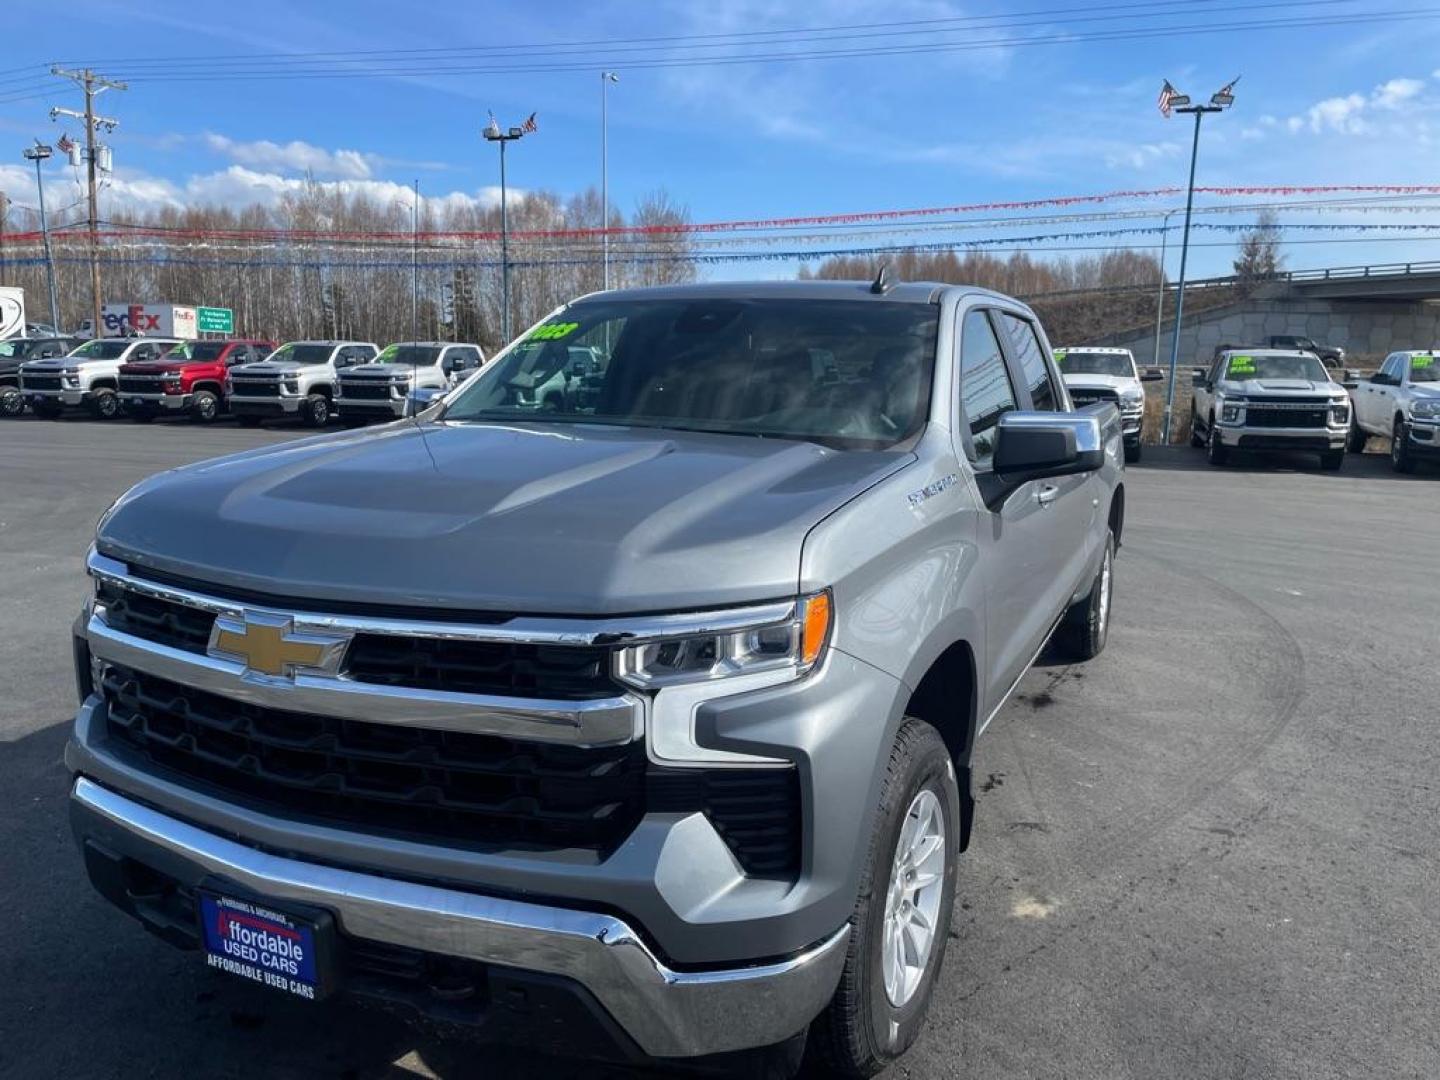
xmin=1370 ymin=372 xmax=1394 ymax=386
xmin=405 ymin=386 xmax=446 ymax=416
xmin=1140 ymin=367 xmax=1165 ymax=382
xmin=979 ymin=411 xmax=1108 ymax=511
xmin=1192 ymin=368 xmax=1209 ymax=387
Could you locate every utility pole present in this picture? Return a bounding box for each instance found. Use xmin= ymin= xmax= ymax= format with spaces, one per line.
xmin=50 ymin=67 xmax=125 ymax=339
xmin=483 ymin=114 xmax=533 ymax=343
xmin=600 ymin=72 xmax=619 ymax=292
xmin=22 ymin=142 xmax=62 ymax=334
xmin=1157 ymin=77 xmax=1235 ymax=444
xmin=411 ymin=178 xmax=419 ymax=343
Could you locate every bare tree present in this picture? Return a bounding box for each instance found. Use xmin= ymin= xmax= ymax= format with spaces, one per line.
xmin=1232 ymin=209 xmax=1285 ymax=286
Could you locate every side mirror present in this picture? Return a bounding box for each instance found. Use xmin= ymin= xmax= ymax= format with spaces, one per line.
xmin=1192 ymin=369 xmax=1209 ymax=387
xmin=1140 ymin=368 xmax=1165 ymax=382
xmin=980 ymin=411 xmax=1107 ymax=511
xmin=405 ymin=386 xmax=446 ymax=416
xmin=1369 ymin=372 xmax=1391 ymax=385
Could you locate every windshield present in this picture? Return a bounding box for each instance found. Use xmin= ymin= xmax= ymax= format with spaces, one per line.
xmin=0 ymin=339 xmax=36 ymax=359
xmin=69 ymin=340 xmax=131 ymax=359
xmin=1408 ymin=354 xmax=1438 ymax=383
xmin=1057 ymin=351 xmax=1135 ymax=378
xmin=443 ymin=298 xmax=939 ymax=450
xmin=266 ymin=343 xmax=334 ymax=365
xmin=162 ymin=341 xmax=228 ymax=362
xmin=1223 ymin=353 xmax=1330 ymax=382
xmin=375 ymin=344 xmax=442 ymax=365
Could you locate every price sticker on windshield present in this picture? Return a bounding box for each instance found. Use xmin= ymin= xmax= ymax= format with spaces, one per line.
xmin=1228 ymin=354 xmax=1256 ymax=375
xmin=1053 ymin=349 xmax=1067 ymax=365
xmin=528 ymin=321 xmax=579 ymax=342
xmin=376 ymin=344 xmax=400 ymax=362
xmin=1412 ymin=354 xmax=1434 ymax=369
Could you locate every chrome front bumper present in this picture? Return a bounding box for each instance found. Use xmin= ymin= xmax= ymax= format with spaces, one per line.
xmin=1215 ymin=423 xmax=1347 ymax=448
xmin=70 ymin=777 xmax=849 ymax=1058
xmin=25 ymin=388 xmax=86 ymax=406
xmin=123 ymin=392 xmax=190 ymax=410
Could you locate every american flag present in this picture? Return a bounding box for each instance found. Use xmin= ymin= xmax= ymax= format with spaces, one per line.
xmin=56 ymin=133 xmax=76 ymax=154
xmin=521 ymin=112 xmax=538 ymax=134
xmin=1157 ymin=81 xmax=1177 ymax=118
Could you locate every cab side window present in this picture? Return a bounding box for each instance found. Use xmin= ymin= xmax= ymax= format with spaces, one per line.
xmin=958 ymin=309 xmax=1019 ymax=467
xmin=996 ymin=312 xmax=1060 ymax=411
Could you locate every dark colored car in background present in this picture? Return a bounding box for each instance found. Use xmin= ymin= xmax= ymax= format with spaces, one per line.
xmin=0 ymin=337 xmax=82 ymax=417
xmin=118 ymin=339 xmax=276 ymax=423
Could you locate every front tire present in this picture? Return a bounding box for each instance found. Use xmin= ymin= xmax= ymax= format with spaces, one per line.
xmin=811 ymin=719 xmax=959 ymax=1079
xmin=190 ymin=390 xmax=219 ymax=423
xmin=301 ymin=393 xmax=330 ymax=427
xmin=87 ymin=388 xmax=119 ymax=420
xmin=1346 ymin=421 xmax=1367 ymax=453
xmin=1392 ymin=416 xmax=1416 ymax=473
xmin=0 ymin=386 xmax=23 ymax=417
xmin=1206 ymin=422 xmax=1228 ymax=466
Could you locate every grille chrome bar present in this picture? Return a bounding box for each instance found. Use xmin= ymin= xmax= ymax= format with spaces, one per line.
xmin=86 ymin=549 xmax=797 ymax=646
xmin=86 ymin=613 xmax=641 ymax=745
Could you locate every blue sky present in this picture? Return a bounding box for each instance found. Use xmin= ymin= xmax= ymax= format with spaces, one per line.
xmin=4 ymin=0 xmax=1440 ymax=277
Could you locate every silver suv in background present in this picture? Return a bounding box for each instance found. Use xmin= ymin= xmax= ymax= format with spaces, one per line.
xmin=1190 ymin=349 xmax=1350 ymax=470
xmin=335 ymin=341 xmax=485 ymax=424
xmin=67 ymin=279 xmax=1124 ymax=1077
xmin=1054 ymin=346 xmax=1160 ymax=463
xmin=227 ymin=340 xmax=378 ymax=427
xmin=1347 ymin=350 xmax=1440 ymax=472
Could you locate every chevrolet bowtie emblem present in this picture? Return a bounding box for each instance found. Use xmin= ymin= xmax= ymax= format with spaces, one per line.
xmin=208 ymin=612 xmax=348 ymax=679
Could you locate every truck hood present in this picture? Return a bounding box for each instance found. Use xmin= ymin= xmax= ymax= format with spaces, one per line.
xmin=341 ymin=364 xmax=417 ymax=378
xmin=1409 ymin=384 xmax=1440 ymax=401
xmin=228 ymin=361 xmax=315 ymax=376
xmin=1220 ymin=378 xmax=1342 ymax=397
xmin=20 ymin=357 xmax=77 ymax=372
xmin=97 ymin=421 xmax=914 ymax=615
xmin=1061 ymin=374 xmax=1134 ymax=392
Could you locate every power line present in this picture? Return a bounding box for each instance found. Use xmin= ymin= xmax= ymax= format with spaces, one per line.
xmin=50 ymin=0 xmax=1347 ymax=66
xmin=92 ymin=9 xmax=1430 ymax=83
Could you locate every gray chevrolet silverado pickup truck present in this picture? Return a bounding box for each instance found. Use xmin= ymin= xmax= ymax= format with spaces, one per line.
xmin=67 ymin=279 xmax=1124 ymax=1076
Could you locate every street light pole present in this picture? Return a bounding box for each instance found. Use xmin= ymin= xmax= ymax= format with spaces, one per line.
xmin=1151 ymin=206 xmax=1181 ymax=372
xmin=601 ymin=71 xmax=619 ymax=292
xmin=23 ymin=142 xmax=61 ymax=334
xmin=483 ymin=116 xmax=530 ymax=344
xmin=1159 ymin=79 xmax=1235 ymax=444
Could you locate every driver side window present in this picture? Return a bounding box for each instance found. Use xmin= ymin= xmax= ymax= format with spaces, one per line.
xmin=957 ymin=309 xmax=1019 ymax=468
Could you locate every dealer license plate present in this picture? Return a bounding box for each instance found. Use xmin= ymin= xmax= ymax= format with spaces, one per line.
xmin=197 ymin=890 xmax=328 ymax=1000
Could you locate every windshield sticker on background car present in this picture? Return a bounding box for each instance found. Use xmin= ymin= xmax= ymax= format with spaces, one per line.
xmin=1053 ymin=349 xmax=1067 ymax=364
xmin=1228 ymin=355 xmax=1256 ymax=376
xmin=528 ymin=321 xmax=580 ymax=342
xmin=1412 ymin=355 xmax=1434 ymax=368
xmin=376 ymin=345 xmax=400 ymax=362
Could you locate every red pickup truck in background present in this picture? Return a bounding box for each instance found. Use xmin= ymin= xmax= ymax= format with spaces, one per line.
xmin=118 ymin=339 xmax=276 ymax=423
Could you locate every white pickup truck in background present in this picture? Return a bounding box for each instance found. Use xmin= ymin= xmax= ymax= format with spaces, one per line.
xmin=1347 ymin=350 xmax=1440 ymax=473
xmin=1054 ymin=346 xmax=1160 ymax=463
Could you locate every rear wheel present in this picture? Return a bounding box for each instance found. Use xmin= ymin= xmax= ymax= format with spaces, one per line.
xmin=190 ymin=390 xmax=219 ymax=423
xmin=811 ymin=719 xmax=958 ymax=1079
xmin=301 ymin=393 xmax=330 ymax=427
xmin=1056 ymin=527 xmax=1115 ymax=662
xmin=1206 ymin=421 xmax=1228 ymax=466
xmin=87 ymin=388 xmax=119 ymax=420
xmin=1319 ymin=450 xmax=1344 ymax=471
xmin=1392 ymin=416 xmax=1416 ymax=473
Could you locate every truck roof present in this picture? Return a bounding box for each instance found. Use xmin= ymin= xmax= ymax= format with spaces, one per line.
xmin=574 ymin=279 xmax=1019 ymax=306
xmin=277 ymin=340 xmax=376 ymax=347
xmin=1056 ymin=346 xmax=1132 ymax=354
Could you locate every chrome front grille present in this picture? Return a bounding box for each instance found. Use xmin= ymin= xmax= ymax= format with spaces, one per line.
xmin=339 ymin=380 xmax=394 ymax=400
xmin=118 ymin=376 xmax=164 ymax=394
xmin=230 ymin=379 xmax=282 ymax=397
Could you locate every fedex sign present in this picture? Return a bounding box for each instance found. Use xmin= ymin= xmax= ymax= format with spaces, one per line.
xmin=99 ymin=303 xmax=199 ymax=339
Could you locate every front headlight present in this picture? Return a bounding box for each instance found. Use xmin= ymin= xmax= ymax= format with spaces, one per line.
xmin=616 ymin=592 xmax=831 ymax=689
xmin=1220 ymin=399 xmax=1245 ymax=424
xmin=1329 ymin=402 xmax=1350 ymax=425
xmin=1121 ymin=387 xmax=1145 ymax=407
xmin=283 ymin=380 xmax=300 ymax=393
xmin=1411 ymin=399 xmax=1440 ymax=419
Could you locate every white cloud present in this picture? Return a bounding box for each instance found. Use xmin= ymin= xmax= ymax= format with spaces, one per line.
xmin=1373 ymin=77 xmax=1425 ymax=109
xmin=1303 ymin=93 xmax=1370 ymax=134
xmin=204 ymin=133 xmax=375 ymax=179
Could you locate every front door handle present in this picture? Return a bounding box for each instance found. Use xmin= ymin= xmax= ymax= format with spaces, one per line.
xmin=1035 ymin=484 xmax=1059 ymax=507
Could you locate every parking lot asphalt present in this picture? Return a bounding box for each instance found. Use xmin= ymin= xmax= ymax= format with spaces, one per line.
xmin=1 ymin=417 xmax=1436 ymax=1080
